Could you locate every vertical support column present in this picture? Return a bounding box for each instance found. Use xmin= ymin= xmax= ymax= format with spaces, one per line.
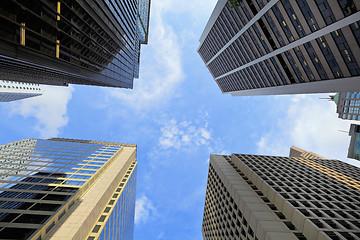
xmin=20 ymin=23 xmax=25 ymax=45
xmin=56 ymin=1 xmax=61 ymax=58
xmin=57 ymin=1 xmax=61 ymax=21
xmin=56 ymin=40 xmax=60 ymax=58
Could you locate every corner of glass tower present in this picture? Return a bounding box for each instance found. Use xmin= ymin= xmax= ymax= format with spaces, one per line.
xmin=0 ymin=138 xmax=137 ymax=240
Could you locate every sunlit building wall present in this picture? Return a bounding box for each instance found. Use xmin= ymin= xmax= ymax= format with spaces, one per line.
xmin=0 ymin=0 xmax=150 ymax=89
xmin=198 ymin=0 xmax=360 ymax=96
xmin=202 ymin=153 xmax=360 ymax=239
xmin=0 ymin=80 xmax=42 ymax=102
xmin=0 ymin=138 xmax=137 ymax=240
xmin=289 ymin=146 xmax=327 ymax=159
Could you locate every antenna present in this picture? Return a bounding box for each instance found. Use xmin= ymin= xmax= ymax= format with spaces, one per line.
xmin=338 ymin=130 xmax=349 ymax=134
xmin=319 ymin=95 xmax=335 ymax=101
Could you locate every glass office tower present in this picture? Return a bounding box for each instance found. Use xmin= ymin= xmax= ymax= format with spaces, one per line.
xmin=198 ymin=0 xmax=360 ymax=95
xmin=202 ymin=152 xmax=360 ymax=240
xmin=137 ymin=0 xmax=151 ymax=44
xmin=0 ymin=138 xmax=137 ymax=240
xmin=0 ymin=0 xmax=150 ymax=89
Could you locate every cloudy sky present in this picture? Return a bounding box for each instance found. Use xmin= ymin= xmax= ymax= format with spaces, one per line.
xmin=1 ymin=0 xmax=359 ymax=239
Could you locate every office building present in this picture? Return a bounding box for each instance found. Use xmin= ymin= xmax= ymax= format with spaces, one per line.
xmin=137 ymin=0 xmax=151 ymax=44
xmin=289 ymin=146 xmax=327 ymax=159
xmin=0 ymin=138 xmax=137 ymax=240
xmin=348 ymin=124 xmax=360 ymax=160
xmin=198 ymin=0 xmax=360 ymax=96
xmin=331 ymin=92 xmax=360 ymax=121
xmin=0 ymin=80 xmax=42 ymax=102
xmin=202 ymin=152 xmax=360 ymax=239
xmin=0 ymin=0 xmax=150 ymax=89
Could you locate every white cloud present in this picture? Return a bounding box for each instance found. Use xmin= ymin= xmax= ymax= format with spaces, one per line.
xmin=158 ymin=118 xmax=212 ymax=149
xmin=135 ymin=195 xmax=157 ymax=225
xmin=104 ymin=0 xmax=218 ymax=111
xmin=107 ymin=0 xmax=184 ymax=110
xmin=9 ymin=85 xmax=74 ymax=138
xmin=257 ymin=94 xmax=358 ymax=166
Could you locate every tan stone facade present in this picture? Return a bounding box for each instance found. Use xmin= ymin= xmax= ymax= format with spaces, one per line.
xmin=47 ymin=146 xmax=136 ymax=240
xmin=289 ymin=146 xmax=327 ymax=159
xmin=202 ymin=153 xmax=360 ymax=240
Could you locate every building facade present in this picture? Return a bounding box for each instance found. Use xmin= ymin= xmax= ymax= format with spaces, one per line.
xmin=289 ymin=146 xmax=327 ymax=159
xmin=198 ymin=0 xmax=360 ymax=96
xmin=0 ymin=0 xmax=150 ymax=89
xmin=0 ymin=138 xmax=137 ymax=240
xmin=348 ymin=124 xmax=360 ymax=160
xmin=331 ymin=92 xmax=360 ymax=121
xmin=137 ymin=0 xmax=151 ymax=44
xmin=0 ymin=80 xmax=42 ymax=102
xmin=202 ymin=153 xmax=360 ymax=240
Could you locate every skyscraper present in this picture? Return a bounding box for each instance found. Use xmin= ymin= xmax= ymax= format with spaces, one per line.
xmin=0 ymin=138 xmax=137 ymax=240
xmin=0 ymin=80 xmax=42 ymax=102
xmin=331 ymin=92 xmax=360 ymax=121
xmin=202 ymin=152 xmax=360 ymax=239
xmin=0 ymin=0 xmax=151 ymax=89
xmin=198 ymin=0 xmax=360 ymax=96
xmin=348 ymin=124 xmax=360 ymax=160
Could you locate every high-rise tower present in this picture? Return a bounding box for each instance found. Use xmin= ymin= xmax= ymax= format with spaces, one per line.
xmin=0 ymin=0 xmax=151 ymax=89
xmin=331 ymin=92 xmax=360 ymax=121
xmin=0 ymin=80 xmax=42 ymax=102
xmin=348 ymin=124 xmax=360 ymax=160
xmin=198 ymin=0 xmax=360 ymax=96
xmin=202 ymin=152 xmax=360 ymax=239
xmin=0 ymin=138 xmax=137 ymax=240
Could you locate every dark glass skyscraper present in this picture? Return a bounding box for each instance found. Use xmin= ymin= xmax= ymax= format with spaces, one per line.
xmin=198 ymin=0 xmax=360 ymax=96
xmin=0 ymin=138 xmax=137 ymax=240
xmin=0 ymin=0 xmax=150 ymax=88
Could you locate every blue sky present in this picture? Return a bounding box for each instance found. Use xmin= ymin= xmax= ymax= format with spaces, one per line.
xmin=1 ymin=0 xmax=360 ymax=239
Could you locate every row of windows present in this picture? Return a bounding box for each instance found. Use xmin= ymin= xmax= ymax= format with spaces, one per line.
xmin=346 ymin=92 xmax=360 ymax=99
xmin=0 ymin=80 xmax=40 ymax=86
xmin=344 ymin=100 xmax=360 ymax=106
xmin=217 ymin=55 xmax=288 ymax=93
xmin=1 ymin=85 xmax=41 ymax=91
xmin=342 ymin=114 xmax=360 ymax=121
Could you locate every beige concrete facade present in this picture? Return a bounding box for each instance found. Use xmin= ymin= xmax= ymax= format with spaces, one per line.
xmin=289 ymin=146 xmax=327 ymax=159
xmin=47 ymin=146 xmax=136 ymax=240
xmin=202 ymin=152 xmax=360 ymax=240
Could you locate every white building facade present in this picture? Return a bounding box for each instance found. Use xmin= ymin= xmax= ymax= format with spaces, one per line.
xmin=0 ymin=80 xmax=42 ymax=102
